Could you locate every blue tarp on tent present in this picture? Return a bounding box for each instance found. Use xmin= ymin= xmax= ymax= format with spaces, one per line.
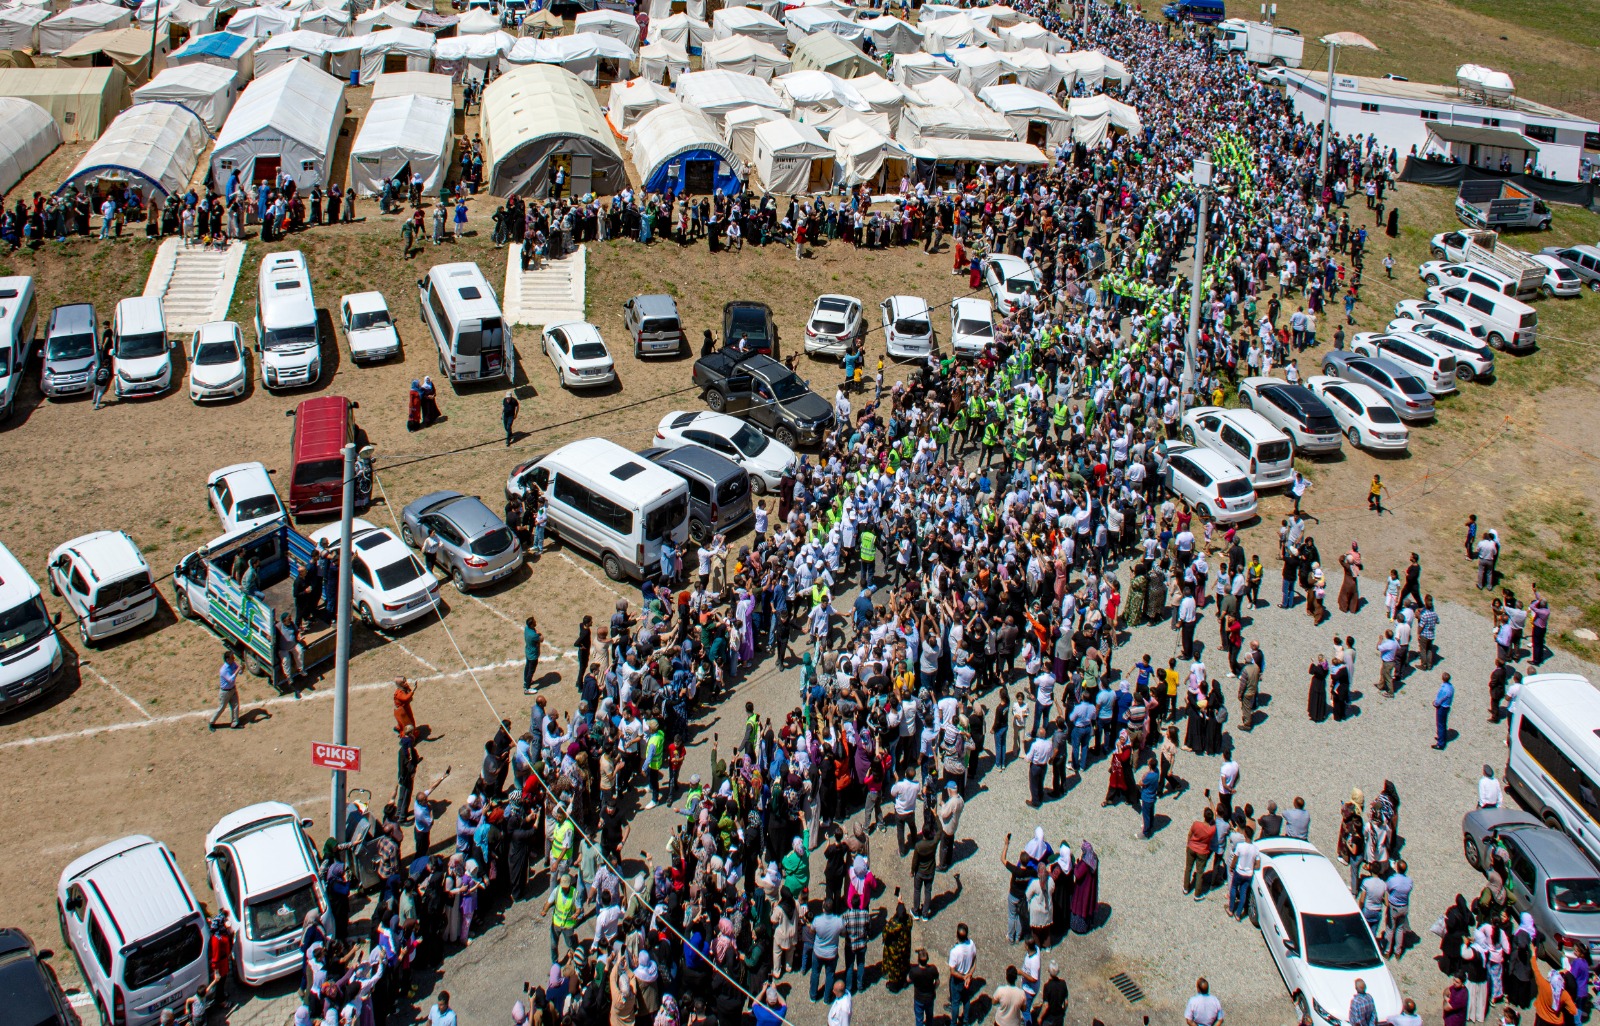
xmin=174 ymin=31 xmax=249 ymax=60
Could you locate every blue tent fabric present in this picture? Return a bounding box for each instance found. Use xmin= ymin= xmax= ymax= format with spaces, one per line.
xmin=175 ymin=31 xmax=248 ymax=59
xmin=642 ymin=148 xmax=740 ymax=195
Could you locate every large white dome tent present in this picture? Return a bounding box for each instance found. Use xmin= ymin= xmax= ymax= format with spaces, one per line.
xmin=0 ymin=97 xmax=60 ymax=199
xmin=59 ymin=101 xmax=207 ymax=201
xmin=481 ymin=63 xmax=626 ymax=198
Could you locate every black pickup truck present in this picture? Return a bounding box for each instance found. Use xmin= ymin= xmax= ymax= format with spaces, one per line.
xmin=690 ymin=348 xmax=835 ymax=447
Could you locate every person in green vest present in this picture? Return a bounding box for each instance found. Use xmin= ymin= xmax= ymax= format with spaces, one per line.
xmin=645 ymin=719 xmax=666 ymax=809
xmin=541 ymin=870 xmax=582 ymax=963
xmin=858 ymin=525 xmax=877 ymax=588
xmin=981 ymin=419 xmax=1001 ymax=467
xmin=743 ymin=700 xmax=761 ymax=753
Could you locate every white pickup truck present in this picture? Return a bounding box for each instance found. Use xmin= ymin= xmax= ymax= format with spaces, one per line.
xmin=1428 ymin=229 xmax=1545 ymax=298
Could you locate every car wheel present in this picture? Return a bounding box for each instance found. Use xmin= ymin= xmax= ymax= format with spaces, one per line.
xmin=775 ymin=426 xmax=796 ymax=447
xmin=1270 ymin=56 xmax=1285 ymax=67
xmin=749 ymin=473 xmax=767 ymax=496
xmin=1347 ymin=426 xmax=1362 ymax=449
xmin=602 ymin=552 xmax=625 ymax=581
xmin=175 ymin=587 xmax=194 ymax=620
xmin=48 ymin=573 xmax=59 ymax=596
xmin=358 ymin=602 xmax=375 ymax=627
xmin=706 ymin=389 xmax=727 ymax=412
xmin=1425 ymin=274 xmax=1440 ymax=287
xmin=1295 ymin=994 xmax=1311 ymax=1023
xmin=79 ymin=619 xmax=94 ymax=648
xmin=451 ymin=568 xmax=469 ymax=593
xmin=401 ymin=524 xmax=417 ymax=548
xmin=1430 ymin=247 xmax=1444 ymax=259
xmin=1239 ymin=392 xmax=1253 ymax=408
xmin=1488 ymin=332 xmax=1507 ymax=351
xmin=1455 ymin=364 xmax=1473 ymax=383
xmin=1544 ymin=812 xmax=1563 ymax=831
xmin=688 ymin=518 xmax=708 ymax=544
xmin=1181 ymin=426 xmax=1196 ymax=444
xmin=1464 ymin=832 xmax=1482 ymax=869
xmin=1540 ymin=220 xmax=1552 ymax=231
xmin=1248 ymin=890 xmax=1260 ymax=926
xmin=244 ymin=649 xmax=268 ymax=678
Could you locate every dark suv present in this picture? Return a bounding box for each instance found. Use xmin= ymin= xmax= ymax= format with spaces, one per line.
xmin=723 ymin=302 xmax=777 ymax=355
xmin=639 ymin=445 xmax=753 ymax=543
xmin=691 ymin=348 xmax=834 ymax=447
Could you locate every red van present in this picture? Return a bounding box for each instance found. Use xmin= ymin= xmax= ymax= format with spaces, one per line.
xmin=287 ymin=396 xmax=358 ymax=515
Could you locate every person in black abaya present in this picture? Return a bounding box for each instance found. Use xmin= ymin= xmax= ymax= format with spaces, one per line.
xmin=507 ymin=807 xmax=536 ymax=901
xmin=1308 ymin=655 xmax=1329 ymax=722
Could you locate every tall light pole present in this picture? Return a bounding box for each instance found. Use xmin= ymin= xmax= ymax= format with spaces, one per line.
xmin=1317 ymin=33 xmax=1378 ymax=187
xmin=328 ymin=442 xmax=356 ymax=845
xmin=1180 ymin=157 xmax=1212 ymax=418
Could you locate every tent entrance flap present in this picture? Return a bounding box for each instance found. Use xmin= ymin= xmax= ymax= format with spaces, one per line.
xmin=683 ymin=158 xmax=715 ymax=193
xmin=252 ymin=154 xmax=280 ymax=184
xmin=808 ymin=156 xmax=833 ymax=190
xmin=1026 ymin=120 xmax=1047 ymax=147
xmin=570 ymin=153 xmax=592 ymax=197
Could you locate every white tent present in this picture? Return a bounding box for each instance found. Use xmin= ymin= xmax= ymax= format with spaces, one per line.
xmin=1058 ymin=50 xmax=1127 ymax=90
xmin=701 ymin=35 xmax=788 ymax=80
xmin=847 ymin=73 xmax=909 ymax=132
xmin=774 ymin=70 xmax=869 ymax=112
xmin=350 ymin=92 xmax=451 ymax=195
xmin=648 ymin=13 xmax=709 ymax=53
xmin=858 ymin=15 xmax=920 ymax=55
xmin=710 ymin=7 xmax=784 ymax=50
xmin=916 ymin=4 xmax=964 ymax=23
xmin=967 ymin=5 xmax=1033 ymax=30
xmin=1005 ymin=48 xmax=1062 ymax=93
xmin=829 ymin=115 xmax=908 ymax=186
xmin=0 ymin=97 xmax=59 ymax=197
xmin=359 ymin=26 xmax=432 ymax=81
xmin=909 ymin=135 xmax=1046 ymax=165
xmin=897 ymin=95 xmax=1014 ymax=146
xmin=1066 ymin=92 xmax=1140 ymax=147
xmin=323 ymin=35 xmax=362 ymax=79
xmin=574 ymin=9 xmax=639 ymax=50
xmin=133 ymin=61 xmax=237 ymax=131
xmin=638 ymin=39 xmax=688 ymax=85
xmin=627 ymin=101 xmax=742 ymax=195
xmin=999 ymin=21 xmax=1060 ymax=52
xmin=255 ymin=30 xmax=331 ymax=75
xmin=223 ymin=5 xmax=297 ymax=38
xmin=751 ymin=117 xmax=829 ymax=193
xmin=719 ymin=0 xmax=780 ymax=16
xmin=39 ymin=3 xmax=129 ymax=54
xmin=891 ymin=51 xmax=957 ymax=87
xmin=921 ymin=13 xmax=999 ymax=55
xmin=979 ymin=82 xmax=1067 ymax=149
xmin=798 ymin=104 xmax=890 ymax=137
xmin=455 ymin=8 xmax=498 ymax=35
xmin=0 ymin=6 xmax=49 ymax=50
xmin=211 ymin=57 xmax=344 ymax=187
xmin=722 ymin=102 xmax=782 ymax=163
xmin=298 ymin=6 xmax=349 ymax=36
xmin=948 ymin=47 xmax=1015 ymax=92
xmin=62 ymin=101 xmax=206 ymax=199
xmin=135 ymin=0 xmax=216 ymax=35
xmin=171 ymin=32 xmax=256 ymax=82
xmin=784 ymin=8 xmax=861 ymax=46
xmin=502 ymin=33 xmax=634 ymax=85
xmin=370 ymin=70 xmax=451 ymax=100
xmin=352 ymin=2 xmax=419 ymax=35
xmin=910 ymin=74 xmax=972 ymax=106
xmin=432 ymin=32 xmax=509 ymax=84
xmin=481 ymin=63 xmax=625 ymax=197
xmin=675 ymin=69 xmax=787 ymax=131
xmin=606 ymin=76 xmax=673 ymax=132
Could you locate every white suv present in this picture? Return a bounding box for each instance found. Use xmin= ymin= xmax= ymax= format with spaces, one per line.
xmin=880 ymin=295 xmax=934 ymax=361
xmin=1179 ymin=406 xmax=1293 ymax=490
xmin=46 ymin=530 xmax=159 ymax=646
xmin=207 ymin=462 xmax=285 ymax=533
xmin=204 ymin=802 xmax=329 ymax=986
xmin=1159 ymin=441 xmax=1257 ymax=523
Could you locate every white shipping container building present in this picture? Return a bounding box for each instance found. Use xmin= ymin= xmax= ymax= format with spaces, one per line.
xmin=1281 ymin=69 xmax=1598 ymax=182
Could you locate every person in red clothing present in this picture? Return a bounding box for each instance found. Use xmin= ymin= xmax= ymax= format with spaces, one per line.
xmin=207 ymin=915 xmax=233 ymax=999
xmin=1183 ymin=807 xmax=1217 ymax=899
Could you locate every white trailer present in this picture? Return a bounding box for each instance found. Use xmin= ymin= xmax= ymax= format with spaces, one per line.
xmin=1219 ymin=19 xmax=1303 ymax=67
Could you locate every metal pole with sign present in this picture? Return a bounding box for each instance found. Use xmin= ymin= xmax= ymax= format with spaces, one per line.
xmin=328 ymin=443 xmax=356 ymax=846
xmin=1181 ymin=158 xmax=1212 ymax=418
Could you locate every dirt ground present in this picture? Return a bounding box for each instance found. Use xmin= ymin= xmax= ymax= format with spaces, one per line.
xmin=2 ymin=80 xmax=1600 ymax=1007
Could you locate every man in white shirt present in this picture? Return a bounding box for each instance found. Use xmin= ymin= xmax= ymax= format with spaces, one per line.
xmin=827 ymin=980 xmax=852 ymax=1026
xmin=1184 ymin=978 xmax=1224 ymax=1026
xmin=1178 ymin=591 xmax=1198 ymax=658
xmin=1227 ymin=837 xmax=1257 ymax=921
xmin=890 ymin=774 xmax=923 ymax=855
xmin=947 ymin=924 xmax=977 ymax=1026
xmin=1478 ymin=764 xmax=1503 ymax=809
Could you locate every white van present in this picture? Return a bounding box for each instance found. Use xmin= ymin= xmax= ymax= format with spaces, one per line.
xmin=255 ymin=251 xmax=322 ymax=389
xmin=57 ymin=835 xmax=210 ymax=1026
xmin=880 ymin=295 xmax=934 ymax=361
xmin=1507 ymin=673 xmax=1600 ymax=866
xmin=47 ymin=530 xmax=159 ymax=646
xmin=1179 ymin=406 xmax=1293 ymax=489
xmin=0 ymin=539 xmax=65 ymax=715
xmin=507 ymin=437 xmax=689 ymax=581
xmin=418 ymin=262 xmax=513 ymax=384
xmin=204 ymin=802 xmax=329 ymax=986
xmin=0 ymin=275 xmax=37 ymax=419
xmin=112 ymin=297 xmax=173 ymax=399
xmin=1427 ymin=280 xmax=1537 ymax=352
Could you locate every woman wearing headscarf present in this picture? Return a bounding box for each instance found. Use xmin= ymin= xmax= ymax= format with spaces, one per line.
xmin=1049 ymin=841 xmax=1074 ymax=944
xmin=1463 ymin=922 xmax=1492 ymax=1020
xmin=1440 ymin=893 xmax=1474 ymax=977
xmin=1025 ymin=862 xmax=1054 ymax=948
xmin=1022 ymin=827 xmax=1052 ymax=868
xmin=781 ymin=835 xmax=809 ymax=900
xmin=1505 ymin=912 xmax=1537 ymax=1009
xmin=458 ymin=859 xmax=483 ymax=945
xmin=1330 ymin=654 xmax=1351 ymax=721
xmin=632 ymin=947 xmax=661 ymax=1018
xmin=1202 ymin=682 xmax=1227 ymax=756
xmin=1103 ymin=730 xmax=1132 ymax=807
xmin=652 ymin=994 xmax=679 ymax=1026
xmin=771 ymin=889 xmax=798 ymax=976
xmin=406 ymin=381 xmax=422 ymax=432
xmin=1069 ymin=840 xmax=1100 ymax=934
xmin=880 ymin=890 xmax=912 ymax=988
xmin=1307 ymin=654 xmax=1329 ymax=722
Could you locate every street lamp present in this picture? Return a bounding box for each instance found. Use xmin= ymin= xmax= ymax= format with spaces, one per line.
xmin=1180 ymin=156 xmax=1212 ymax=418
xmin=1317 ymin=32 xmax=1378 ymax=186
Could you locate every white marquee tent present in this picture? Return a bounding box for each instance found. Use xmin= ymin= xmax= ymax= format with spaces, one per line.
xmin=39 ymin=3 xmax=130 ymax=55
xmin=675 ymin=69 xmax=788 ymax=130
xmin=1066 ymin=92 xmax=1141 ymax=146
xmin=701 ymin=35 xmax=788 ymax=80
xmin=999 ymin=21 xmax=1060 ymax=52
xmin=638 ymin=39 xmax=688 ymax=84
xmin=710 ymin=7 xmax=785 ymax=50
xmin=750 ymin=117 xmax=830 ymax=193
xmin=0 ymin=97 xmax=59 ymax=197
xmin=891 ymin=51 xmax=957 ymax=87
xmin=502 ymin=32 xmax=634 ymax=85
xmin=135 ymin=0 xmax=216 ymax=36
xmin=1058 ymin=50 xmax=1128 ymax=90
xmin=132 ymin=61 xmax=237 ymax=131
xmin=849 ymin=73 xmax=910 ymax=132
xmin=298 ymin=6 xmax=349 ymax=36
xmin=774 ymin=70 xmax=869 ymax=112
xmin=574 ymin=8 xmax=638 ymax=50
xmin=948 ymin=47 xmax=1015 ymax=92
xmin=62 ymin=100 xmax=206 ymax=199
xmin=968 ymin=5 xmax=1033 ymax=30
xmin=211 ymin=57 xmax=344 ymax=186
xmin=481 ymin=63 xmax=626 ymax=197
xmin=350 ymin=92 xmax=451 ymax=195
xmin=432 ymin=32 xmax=510 ymax=84
xmin=370 ymin=70 xmax=451 ymax=100
xmin=784 ymin=7 xmax=861 ymax=46
xmin=255 ymin=30 xmax=331 ymax=75
xmin=648 ymin=13 xmax=709 ymax=53
xmin=829 ymin=115 xmax=907 ymax=187
xmin=921 ymin=13 xmax=999 ymax=56
xmin=858 ymin=14 xmax=921 ymax=55
xmin=353 ymin=2 xmax=419 ymax=35
xmin=0 ymin=6 xmax=49 ymax=50
xmin=359 ymin=26 xmax=433 ymax=81
xmin=898 ymin=94 xmax=1014 ymax=146
xmin=979 ymin=82 xmax=1068 ymax=149
xmin=455 ymin=8 xmax=499 ymax=34
xmin=170 ymin=31 xmax=256 ymax=82
xmin=223 ymin=6 xmax=297 ymax=38
xmin=606 ymin=76 xmax=674 ymax=132
xmin=722 ymin=102 xmax=782 ymax=163
xmin=1006 ymin=48 xmax=1063 ymax=92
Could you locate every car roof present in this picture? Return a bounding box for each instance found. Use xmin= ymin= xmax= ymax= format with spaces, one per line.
xmin=56 ymin=531 xmax=147 ymax=579
xmin=48 ymin=302 xmax=95 ymax=334
xmin=1189 ymin=405 xmax=1285 ymax=440
xmin=1260 ymin=844 xmax=1361 ymax=914
xmin=194 ymin=321 xmax=240 ymax=343
xmin=1173 ymin=444 xmax=1246 ymax=479
xmin=815 ymin=294 xmax=859 ymax=308
xmin=548 ymin=320 xmax=604 ymax=344
xmin=1508 ymin=828 xmax=1599 ymax=878
xmin=1308 ymin=375 xmax=1384 ymax=404
xmin=629 ymin=294 xmax=678 ymax=315
xmin=293 ymin=396 xmax=352 ymax=463
xmin=59 ymin=836 xmax=198 ymax=945
xmin=210 ymin=461 xmax=274 ymax=493
xmin=886 ymin=295 xmax=930 ymax=315
xmin=341 ymin=292 xmax=387 ymax=311
xmin=435 ymin=495 xmax=500 ymax=536
xmin=0 ymin=540 xmax=41 ymax=607
xmin=206 ymin=802 xmax=315 ymax=896
xmin=648 ymin=443 xmax=744 ymax=481
xmin=677 ymin=410 xmax=745 ymax=436
xmin=0 ymin=931 xmax=59 ymax=1026
xmin=952 ymin=297 xmax=992 ymax=316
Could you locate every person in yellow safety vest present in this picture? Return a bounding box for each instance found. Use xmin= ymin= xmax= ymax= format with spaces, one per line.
xmin=981 ymin=420 xmax=1001 ymax=465
xmin=858 ymin=526 xmax=877 ymax=588
xmin=541 ymin=870 xmax=582 ymax=963
xmin=1052 ymin=398 xmax=1069 ymax=437
xmin=645 ymin=719 xmax=665 ymax=808
xmin=549 ymin=806 xmax=576 ymax=872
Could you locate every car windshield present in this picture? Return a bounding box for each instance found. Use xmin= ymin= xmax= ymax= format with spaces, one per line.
xmin=117 ymin=331 xmax=166 ymax=360
xmin=958 ymin=319 xmax=995 ymax=338
xmin=1395 ymin=374 xmax=1429 ymax=398
xmin=1217 ymin=477 xmax=1254 ymax=498
xmin=48 ymin=331 xmax=96 ymax=361
xmin=349 ymin=309 xmax=390 ymax=330
xmin=895 ymin=318 xmax=931 ymax=337
xmin=570 ymin=342 xmax=608 ymax=361
xmin=811 ymin=317 xmax=845 ymax=334
xmin=1548 ymin=878 xmax=1600 ymax=914
xmin=769 ymin=374 xmax=809 ymax=402
xmin=246 ymin=882 xmax=321 ymax=942
xmin=1366 ymin=405 xmax=1401 ymax=424
xmin=376 ymin=554 xmax=426 ymax=591
xmin=195 ymin=341 xmax=237 ymax=366
xmin=263 ymin=323 xmax=316 ymax=350
xmin=731 ymin=423 xmax=771 ymax=457
xmin=123 ymin=919 xmax=205 ymax=989
xmin=234 ymin=494 xmax=281 ymax=521
xmin=469 ymin=527 xmax=514 ymax=558
xmin=731 ymin=311 xmax=769 ymax=340
xmin=0 ymin=597 xmax=53 ymax=655
xmin=1301 ymin=912 xmax=1383 ymax=970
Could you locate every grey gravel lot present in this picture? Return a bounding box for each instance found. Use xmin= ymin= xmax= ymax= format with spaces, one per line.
xmin=223 ymin=560 xmax=1594 ymax=1026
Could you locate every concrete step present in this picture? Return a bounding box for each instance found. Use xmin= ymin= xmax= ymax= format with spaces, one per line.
xmin=502 ymin=243 xmax=585 ymax=327
xmin=143 ymin=238 xmax=248 ymax=333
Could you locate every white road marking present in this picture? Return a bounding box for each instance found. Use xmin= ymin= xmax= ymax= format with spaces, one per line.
xmin=377 ymin=634 xmax=440 ymax=672
xmin=466 ymin=592 xmax=520 ymax=625
xmin=80 ymin=661 xmax=152 ymax=720
xmin=0 ymin=659 xmax=523 ymax=751
xmin=560 ymin=552 xmax=623 ymax=597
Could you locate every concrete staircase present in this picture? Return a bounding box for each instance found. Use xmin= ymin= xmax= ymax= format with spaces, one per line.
xmin=143 ymin=238 xmax=248 ymax=334
xmin=503 ymin=243 xmax=585 ymax=327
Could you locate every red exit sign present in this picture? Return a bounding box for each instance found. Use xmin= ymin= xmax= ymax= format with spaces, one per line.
xmin=311 ymin=741 xmax=361 ymax=771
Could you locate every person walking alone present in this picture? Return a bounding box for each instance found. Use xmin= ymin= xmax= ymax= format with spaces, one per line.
xmin=207 ymin=650 xmax=241 ymax=731
xmin=502 ymin=390 xmax=519 ymax=446
xmin=1432 ymin=673 xmax=1454 ymax=750
xmin=523 ymin=615 xmax=542 ymax=694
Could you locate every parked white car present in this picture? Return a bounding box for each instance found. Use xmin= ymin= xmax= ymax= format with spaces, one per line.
xmin=949 ymin=297 xmax=996 ymax=358
xmin=1250 ymin=837 xmax=1402 ymax=1026
xmin=1386 ymin=318 xmax=1495 ymax=382
xmin=204 ymin=802 xmax=329 ymax=986
xmin=46 ymin=530 xmax=159 ymax=645
xmin=804 ymin=294 xmax=863 ymax=357
xmin=1235 ymin=376 xmax=1343 ymax=455
xmin=207 ymin=462 xmax=285 ymax=533
xmin=1178 ymin=406 xmax=1294 ymax=489
xmin=1530 ymin=253 xmax=1583 ymax=298
xmin=187 ymin=321 xmax=248 ymax=402
xmin=1305 ymin=375 xmax=1409 ymax=452
xmin=1257 ymin=65 xmax=1289 ymax=86
xmin=880 ymin=295 xmax=935 ymax=360
xmin=1417 ymin=260 xmax=1517 ymax=296
xmin=983 ymin=254 xmax=1040 ymax=314
xmin=544 ymin=320 xmax=616 ymax=388
xmin=1158 ymin=441 xmax=1258 ymax=523
xmin=1350 ymin=331 xmax=1457 ymax=394
xmin=655 ymin=410 xmax=795 ymax=493
xmin=339 ymin=292 xmax=401 ymax=363
xmin=1392 ymin=299 xmax=1492 ymax=347
xmin=308 ymin=519 xmax=439 ymax=628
